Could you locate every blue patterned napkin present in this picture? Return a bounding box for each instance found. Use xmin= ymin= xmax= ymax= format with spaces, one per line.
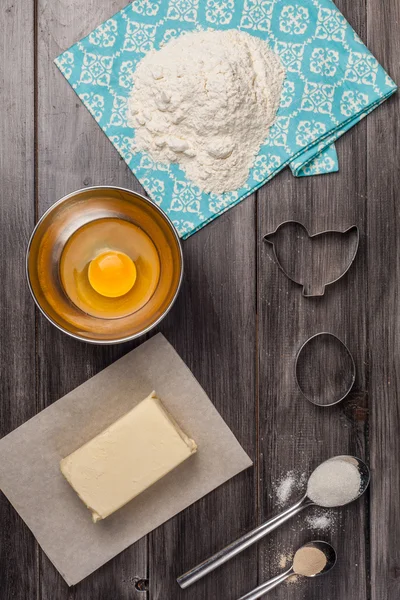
xmin=55 ymin=0 xmax=396 ymax=238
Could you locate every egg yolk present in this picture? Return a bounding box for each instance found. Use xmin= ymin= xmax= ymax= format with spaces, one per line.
xmin=88 ymin=250 xmax=137 ymax=298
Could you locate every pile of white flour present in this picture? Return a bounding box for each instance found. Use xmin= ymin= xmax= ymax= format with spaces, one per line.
xmin=127 ymin=30 xmax=285 ymax=194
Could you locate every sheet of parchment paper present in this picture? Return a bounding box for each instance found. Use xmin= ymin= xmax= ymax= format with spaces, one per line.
xmin=0 ymin=333 xmax=252 ymax=586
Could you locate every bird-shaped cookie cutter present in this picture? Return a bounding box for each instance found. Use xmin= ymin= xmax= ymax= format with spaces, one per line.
xmin=263 ymin=221 xmax=360 ymax=297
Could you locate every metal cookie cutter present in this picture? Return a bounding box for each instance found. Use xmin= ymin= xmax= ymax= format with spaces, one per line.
xmin=263 ymin=221 xmax=360 ymax=297
xmin=295 ymin=332 xmax=356 ymax=407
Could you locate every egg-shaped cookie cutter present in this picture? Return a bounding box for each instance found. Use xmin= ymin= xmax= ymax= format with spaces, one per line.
xmin=295 ymin=332 xmax=356 ymax=407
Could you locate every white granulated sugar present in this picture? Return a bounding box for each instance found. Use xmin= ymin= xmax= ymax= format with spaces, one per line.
xmin=306 ymin=514 xmax=333 ymax=531
xmin=276 ymin=474 xmax=296 ymax=505
xmin=307 ymin=458 xmax=361 ymax=508
xmin=128 ymin=29 xmax=285 ymax=194
xmin=274 ymin=470 xmax=306 ymax=507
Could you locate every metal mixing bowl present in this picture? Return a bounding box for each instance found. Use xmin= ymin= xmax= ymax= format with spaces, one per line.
xmin=26 ymin=186 xmax=183 ymax=344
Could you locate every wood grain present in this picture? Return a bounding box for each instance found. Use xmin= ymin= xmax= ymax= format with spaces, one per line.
xmin=149 ymin=199 xmax=257 ymax=600
xmin=256 ymin=0 xmax=369 ymax=596
xmin=0 ymin=1 xmax=38 ymax=599
xmin=36 ymin=2 xmax=147 ymax=599
xmin=367 ymin=0 xmax=400 ymax=597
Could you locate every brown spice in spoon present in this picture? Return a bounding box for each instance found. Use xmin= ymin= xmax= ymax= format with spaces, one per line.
xmin=293 ymin=546 xmax=327 ymax=577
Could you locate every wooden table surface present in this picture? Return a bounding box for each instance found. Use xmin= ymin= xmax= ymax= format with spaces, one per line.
xmin=1 ymin=1 xmax=399 ymax=599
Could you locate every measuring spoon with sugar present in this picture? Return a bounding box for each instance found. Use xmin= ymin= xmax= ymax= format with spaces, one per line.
xmin=177 ymin=456 xmax=369 ymax=589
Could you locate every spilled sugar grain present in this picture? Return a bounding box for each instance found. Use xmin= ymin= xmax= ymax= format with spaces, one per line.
xmin=273 ymin=470 xmax=307 ymax=507
xmin=276 ymin=474 xmax=295 ymax=505
xmin=306 ymin=510 xmax=337 ymax=532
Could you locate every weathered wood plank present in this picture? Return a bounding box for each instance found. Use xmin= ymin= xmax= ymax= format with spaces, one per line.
xmin=256 ymin=0 xmax=369 ymax=596
xmin=36 ymin=2 xmax=147 ymax=598
xmin=149 ymin=199 xmax=258 ymax=600
xmin=367 ymin=0 xmax=400 ymax=597
xmin=0 ymin=1 xmax=37 ymax=599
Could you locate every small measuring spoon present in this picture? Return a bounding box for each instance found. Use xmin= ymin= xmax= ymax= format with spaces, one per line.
xmin=238 ymin=541 xmax=337 ymax=600
xmin=177 ymin=456 xmax=369 ymax=589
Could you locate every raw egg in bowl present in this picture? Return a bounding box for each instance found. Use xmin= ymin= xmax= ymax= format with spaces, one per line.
xmin=26 ymin=186 xmax=183 ymax=344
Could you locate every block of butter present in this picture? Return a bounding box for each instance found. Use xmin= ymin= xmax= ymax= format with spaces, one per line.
xmin=60 ymin=391 xmax=197 ymax=522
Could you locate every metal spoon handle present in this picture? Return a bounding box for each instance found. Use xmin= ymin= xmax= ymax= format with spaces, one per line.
xmin=177 ymin=496 xmax=310 ymax=589
xmin=238 ymin=569 xmax=293 ymax=600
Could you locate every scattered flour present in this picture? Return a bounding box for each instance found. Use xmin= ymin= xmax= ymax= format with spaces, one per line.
xmin=128 ymin=29 xmax=285 ymax=193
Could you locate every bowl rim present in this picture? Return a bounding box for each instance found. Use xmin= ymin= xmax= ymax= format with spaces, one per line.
xmin=26 ymin=185 xmax=184 ymax=345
